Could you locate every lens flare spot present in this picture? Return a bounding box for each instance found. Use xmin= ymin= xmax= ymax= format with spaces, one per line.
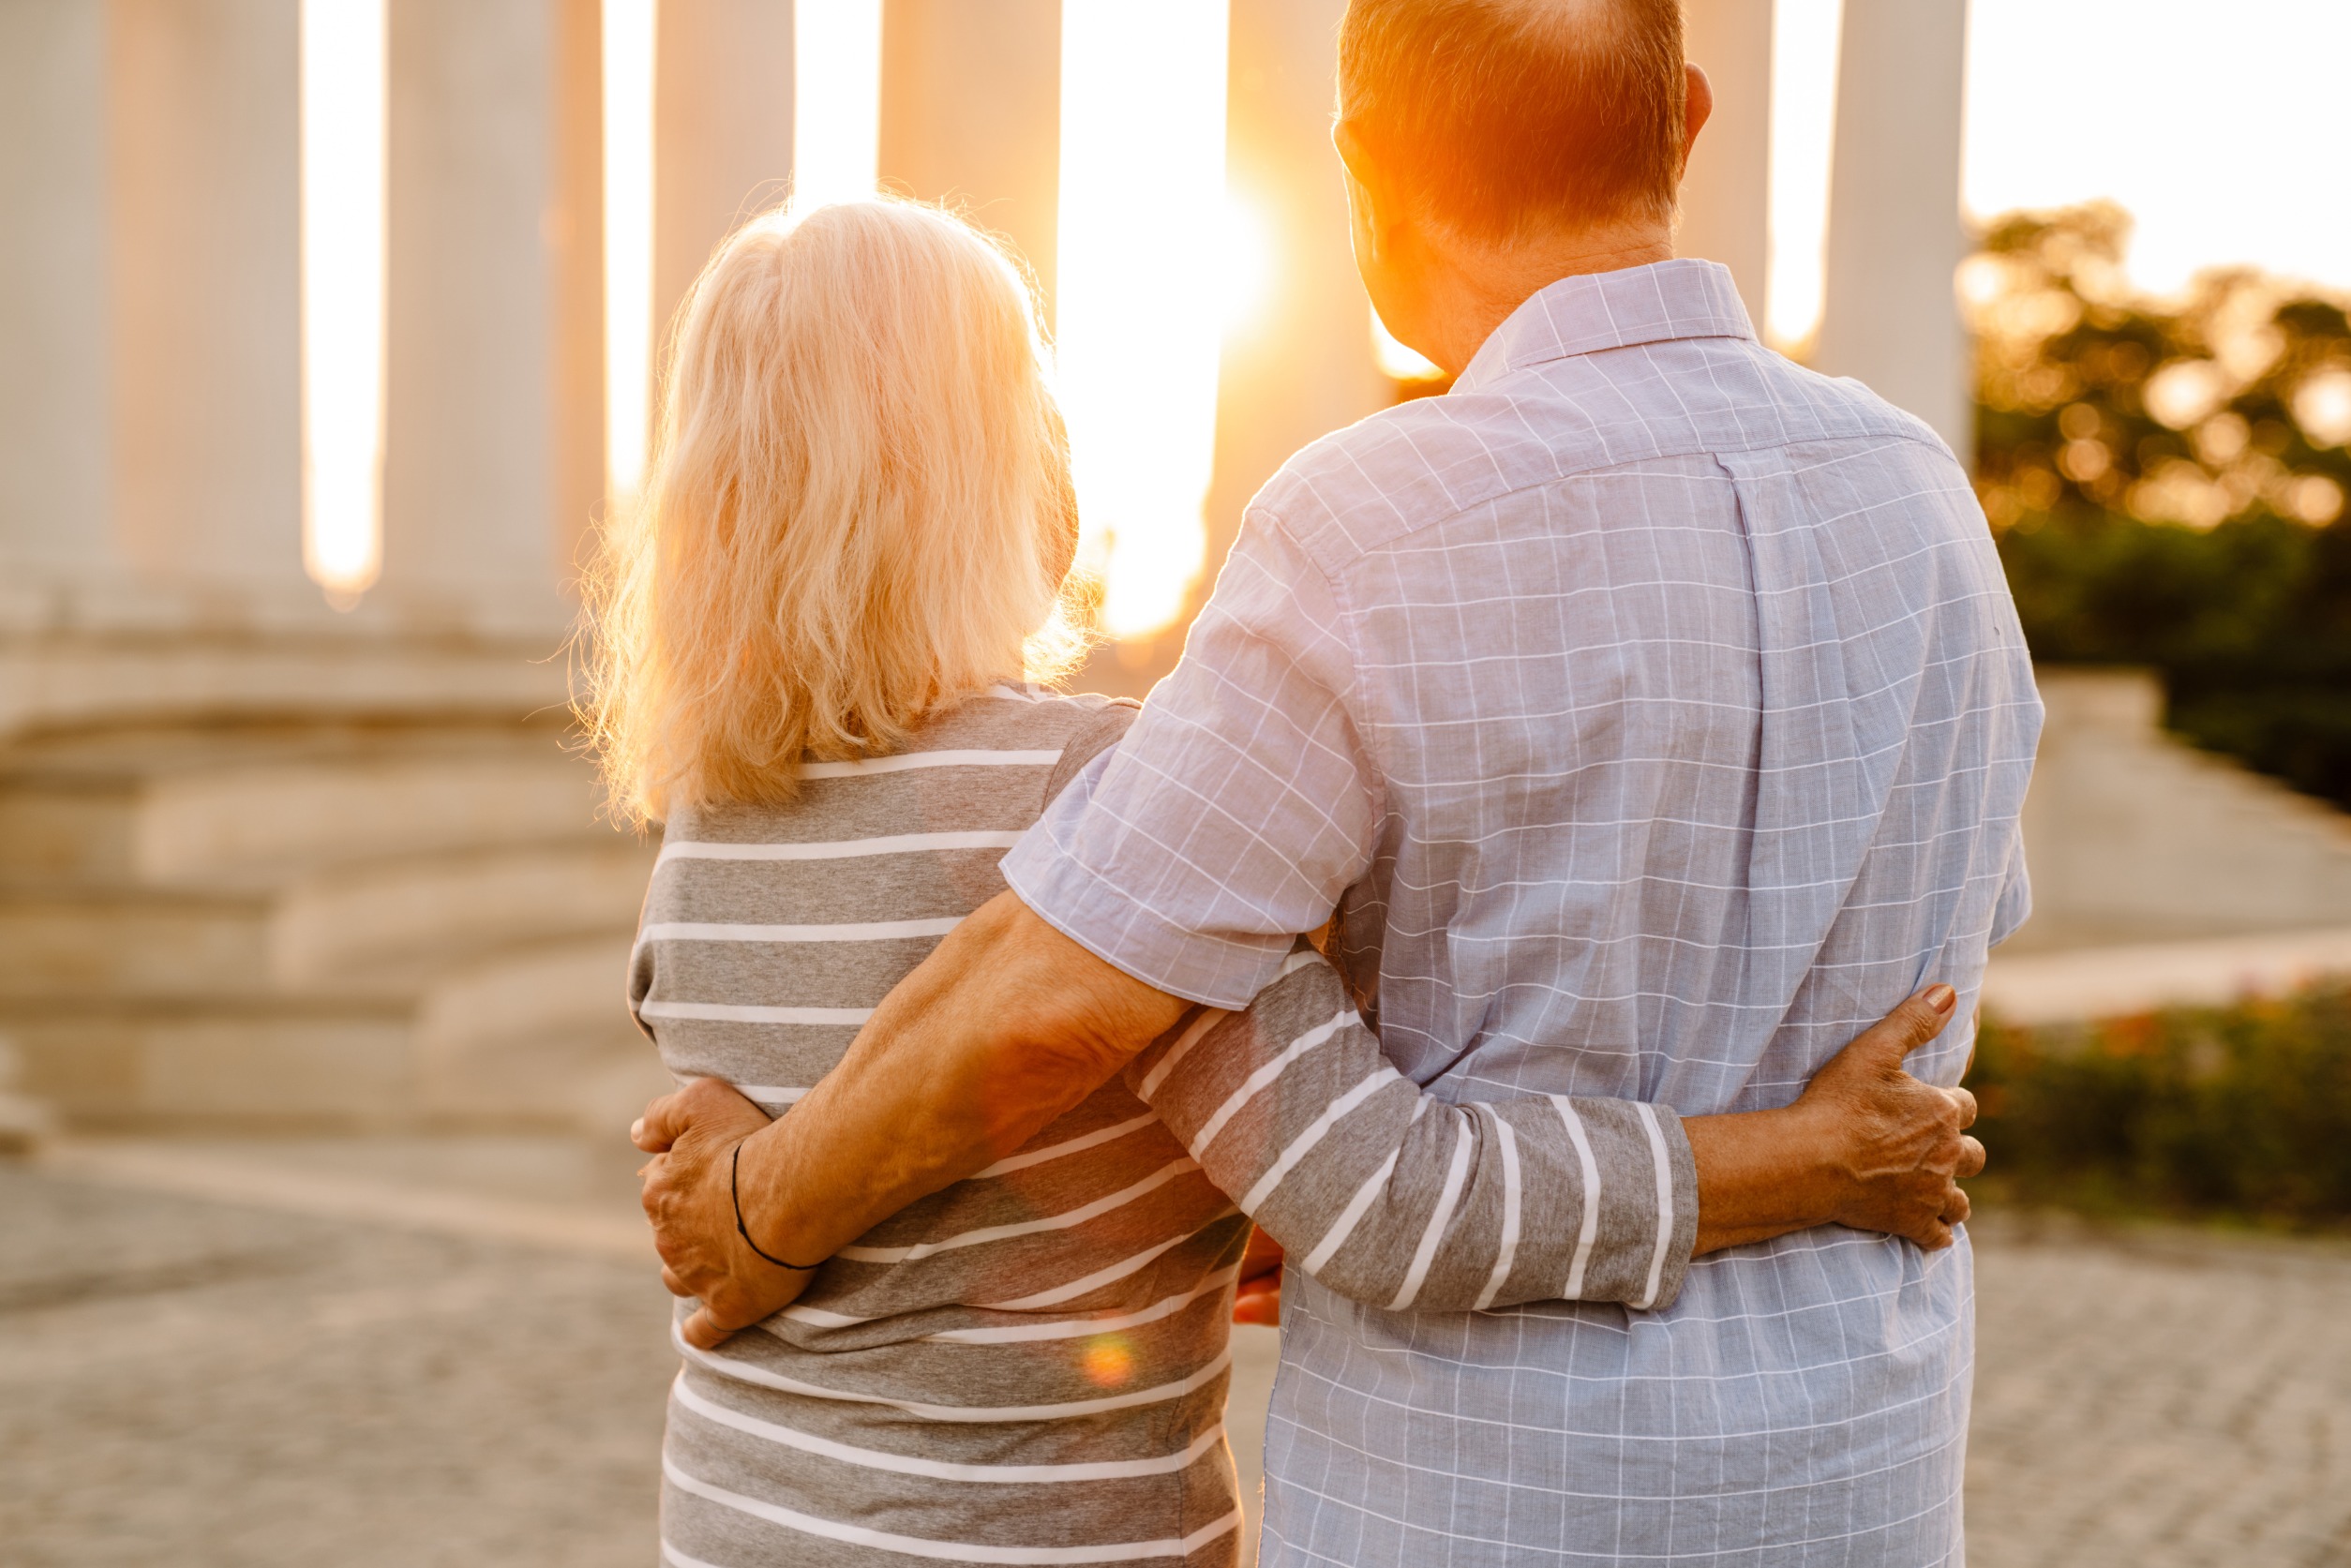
xmin=1081 ymin=1337 xmax=1135 ymax=1387
xmin=1056 ymin=0 xmax=1231 ymax=641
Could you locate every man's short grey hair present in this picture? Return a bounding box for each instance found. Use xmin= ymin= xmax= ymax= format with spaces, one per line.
xmin=1338 ymin=0 xmax=1687 ymax=241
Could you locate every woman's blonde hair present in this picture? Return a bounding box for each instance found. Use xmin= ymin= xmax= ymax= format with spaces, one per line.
xmin=583 ymin=198 xmax=1086 ymax=825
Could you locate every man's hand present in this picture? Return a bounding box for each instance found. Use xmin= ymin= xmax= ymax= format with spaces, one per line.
xmin=633 ymin=1077 xmax=814 ymax=1349
xmin=1687 ymin=984 xmax=1984 ymax=1256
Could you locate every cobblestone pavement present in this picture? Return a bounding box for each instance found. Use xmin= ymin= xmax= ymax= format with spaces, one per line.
xmin=0 ymin=1157 xmax=676 ymax=1568
xmin=1967 ymin=1213 xmax=2351 ymax=1568
xmin=5 ymin=1146 xmax=2349 ymax=1566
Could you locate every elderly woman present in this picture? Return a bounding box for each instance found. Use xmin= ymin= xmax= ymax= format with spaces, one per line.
xmin=591 ymin=199 xmax=1972 ymax=1568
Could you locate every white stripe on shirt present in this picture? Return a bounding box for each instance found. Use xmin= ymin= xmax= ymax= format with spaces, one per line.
xmin=671 ymin=1374 xmax=1225 ymax=1484
xmin=1136 ymin=1008 xmax=1229 ymax=1101
xmin=836 ymin=1158 xmax=1200 ymax=1263
xmin=1300 ymin=1099 xmax=1428 ymax=1276
xmin=931 ymin=1267 xmax=1239 ymax=1343
xmin=656 ymin=830 xmax=1025 ymax=867
xmin=982 ymin=1230 xmax=1216 ymax=1311
xmin=973 ymin=1113 xmax=1161 ymax=1178
xmin=677 ymin=1335 xmax=1233 ymax=1423
xmin=1551 ymin=1095 xmax=1603 ymax=1300
xmin=797 ymin=749 xmax=1061 ymax=779
xmin=641 ymin=1000 xmax=873 ymax=1026
xmin=1388 ymin=1117 xmax=1474 ymax=1310
xmin=1187 ymin=1008 xmax=1353 ymax=1154
xmin=1634 ymin=1101 xmax=1676 ymax=1311
xmin=1473 ymin=1111 xmax=1522 ymax=1311
xmin=1236 ymin=1068 xmax=1400 ymax=1213
xmin=640 ymin=917 xmax=962 ymax=944
xmin=663 ymin=1455 xmax=1241 ymax=1564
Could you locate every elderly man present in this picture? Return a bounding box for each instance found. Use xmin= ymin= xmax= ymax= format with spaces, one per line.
xmin=639 ymin=0 xmax=2038 ymax=1562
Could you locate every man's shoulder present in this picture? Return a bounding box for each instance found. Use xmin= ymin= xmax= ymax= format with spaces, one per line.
xmin=1246 ymin=393 xmax=1586 ymax=574
xmin=1250 ymin=344 xmax=1964 ymax=576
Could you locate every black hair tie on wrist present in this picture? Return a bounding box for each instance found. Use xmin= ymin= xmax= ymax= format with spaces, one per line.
xmin=731 ymin=1142 xmax=822 ymax=1272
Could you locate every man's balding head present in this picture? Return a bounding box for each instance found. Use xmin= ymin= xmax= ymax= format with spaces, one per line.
xmin=1338 ymin=0 xmax=1688 ymax=243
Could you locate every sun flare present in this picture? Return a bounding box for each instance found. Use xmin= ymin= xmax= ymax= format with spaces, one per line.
xmin=298 ymin=0 xmax=387 ymax=604
xmin=792 ymin=0 xmax=883 ymax=210
xmin=602 ymin=0 xmax=657 ymax=507
xmin=1056 ymin=1 xmax=1232 ymax=641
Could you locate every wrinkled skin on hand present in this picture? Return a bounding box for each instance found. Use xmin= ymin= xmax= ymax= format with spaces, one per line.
xmin=1792 ymin=988 xmax=1985 ymax=1249
xmin=633 ymin=1076 xmax=813 ymax=1349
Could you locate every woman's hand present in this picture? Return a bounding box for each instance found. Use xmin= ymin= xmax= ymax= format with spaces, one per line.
xmin=1687 ymin=984 xmax=1984 ymax=1257
xmin=633 ymin=1077 xmax=816 ymax=1348
xmin=1791 ymin=985 xmax=1984 ymax=1247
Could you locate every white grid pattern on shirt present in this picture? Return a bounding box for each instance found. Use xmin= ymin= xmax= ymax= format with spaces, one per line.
xmin=1002 ymin=260 xmax=2038 ymax=1565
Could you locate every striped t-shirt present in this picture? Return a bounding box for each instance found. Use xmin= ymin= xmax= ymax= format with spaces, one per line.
xmin=631 ymin=685 xmax=1696 ymax=1568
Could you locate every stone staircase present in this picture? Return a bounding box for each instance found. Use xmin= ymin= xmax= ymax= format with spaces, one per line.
xmin=0 ymin=717 xmax=666 ymax=1133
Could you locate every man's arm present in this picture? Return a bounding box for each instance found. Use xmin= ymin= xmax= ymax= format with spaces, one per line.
xmin=636 ymin=889 xmax=1980 ymax=1346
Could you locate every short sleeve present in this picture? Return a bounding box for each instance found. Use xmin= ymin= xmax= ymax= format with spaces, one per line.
xmin=1989 ymin=827 xmax=2032 ymax=948
xmin=1001 ymin=511 xmax=1382 ymax=1008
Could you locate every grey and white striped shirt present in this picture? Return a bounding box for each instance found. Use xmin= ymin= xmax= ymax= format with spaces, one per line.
xmin=1003 ymin=260 xmax=2042 ymax=1567
xmin=634 ymin=688 xmax=1696 ymax=1568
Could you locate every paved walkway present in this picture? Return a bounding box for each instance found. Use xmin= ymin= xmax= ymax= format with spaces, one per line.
xmin=4 ymin=1141 xmax=2348 ymax=1566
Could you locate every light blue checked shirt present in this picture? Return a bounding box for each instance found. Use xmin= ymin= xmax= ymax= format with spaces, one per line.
xmin=1004 ymin=259 xmax=2040 ymax=1567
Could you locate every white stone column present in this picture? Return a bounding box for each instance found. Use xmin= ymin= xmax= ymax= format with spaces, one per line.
xmin=109 ymin=0 xmax=307 ymax=592
xmin=653 ymin=0 xmax=798 ymax=351
xmin=380 ymin=0 xmax=571 ymax=637
xmin=1191 ymin=0 xmax=1387 ymax=646
xmin=1676 ymin=0 xmax=1772 ymax=327
xmin=1814 ymin=0 xmax=1972 ymax=460
xmin=0 ymin=1 xmax=116 ymax=591
xmin=878 ymin=0 xmax=1062 ymax=308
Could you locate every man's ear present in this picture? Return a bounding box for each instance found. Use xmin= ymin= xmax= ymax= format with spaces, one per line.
xmin=1680 ymin=63 xmax=1715 ymax=176
xmin=1331 ymin=120 xmax=1397 ymax=261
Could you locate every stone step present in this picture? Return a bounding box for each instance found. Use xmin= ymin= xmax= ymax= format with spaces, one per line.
xmin=269 ymin=840 xmax=657 ymax=992
xmin=0 ymin=717 xmax=666 ymax=1133
xmin=413 ymin=933 xmax=665 ymax=1127
xmin=0 ymin=718 xmax=612 ymax=890
xmin=0 ymin=888 xmax=271 ymax=1002
xmin=8 ymin=996 xmax=416 ymax=1131
xmin=8 ymin=933 xmax=664 ymax=1134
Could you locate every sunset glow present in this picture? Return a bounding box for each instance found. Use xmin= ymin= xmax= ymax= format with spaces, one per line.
xmin=792 ymin=0 xmax=883 ymax=209
xmin=1765 ymin=0 xmax=1843 ymax=354
xmin=1370 ymin=306 xmax=1444 ymax=382
xmin=1056 ymin=1 xmax=1231 ymax=639
xmin=602 ymin=0 xmax=657 ymax=505
xmin=298 ymin=0 xmax=387 ymax=603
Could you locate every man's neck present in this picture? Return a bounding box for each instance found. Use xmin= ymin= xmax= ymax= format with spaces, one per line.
xmin=1418 ymin=226 xmax=1675 ymax=377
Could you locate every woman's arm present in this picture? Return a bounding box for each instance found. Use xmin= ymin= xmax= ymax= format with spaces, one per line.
xmin=1134 ymin=945 xmax=1975 ymax=1314
xmin=640 ymin=891 xmax=1978 ymax=1346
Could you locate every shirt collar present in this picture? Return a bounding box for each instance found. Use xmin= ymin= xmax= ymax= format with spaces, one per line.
xmin=1452 ymin=259 xmax=1757 ymax=394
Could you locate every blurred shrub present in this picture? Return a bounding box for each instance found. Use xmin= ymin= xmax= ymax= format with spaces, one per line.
xmin=1969 ymin=203 xmax=2351 ymax=807
xmin=1998 ymin=510 xmax=2351 ymax=805
xmin=1969 ymin=985 xmax=2351 ymax=1223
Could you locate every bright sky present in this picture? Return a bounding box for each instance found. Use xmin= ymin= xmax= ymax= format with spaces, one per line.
xmin=1962 ymin=0 xmax=2351 ymax=296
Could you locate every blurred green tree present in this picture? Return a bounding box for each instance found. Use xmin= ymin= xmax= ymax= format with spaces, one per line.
xmin=1969 ymin=203 xmax=2351 ymax=805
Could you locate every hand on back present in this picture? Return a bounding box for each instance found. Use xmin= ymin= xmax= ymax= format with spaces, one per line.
xmin=1790 ymin=985 xmax=1984 ymax=1249
xmin=633 ymin=1077 xmax=815 ymax=1349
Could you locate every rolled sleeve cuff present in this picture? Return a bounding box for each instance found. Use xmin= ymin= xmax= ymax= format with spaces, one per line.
xmin=1646 ymin=1108 xmax=1700 ymax=1310
xmin=1000 ymin=827 xmax=1293 ymax=1009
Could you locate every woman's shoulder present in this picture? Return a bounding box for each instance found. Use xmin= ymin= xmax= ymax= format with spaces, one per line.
xmin=916 ymin=683 xmax=1138 ymax=749
xmin=657 ymin=687 xmax=1137 ymax=847
xmin=918 ymin=685 xmax=1140 ymax=807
